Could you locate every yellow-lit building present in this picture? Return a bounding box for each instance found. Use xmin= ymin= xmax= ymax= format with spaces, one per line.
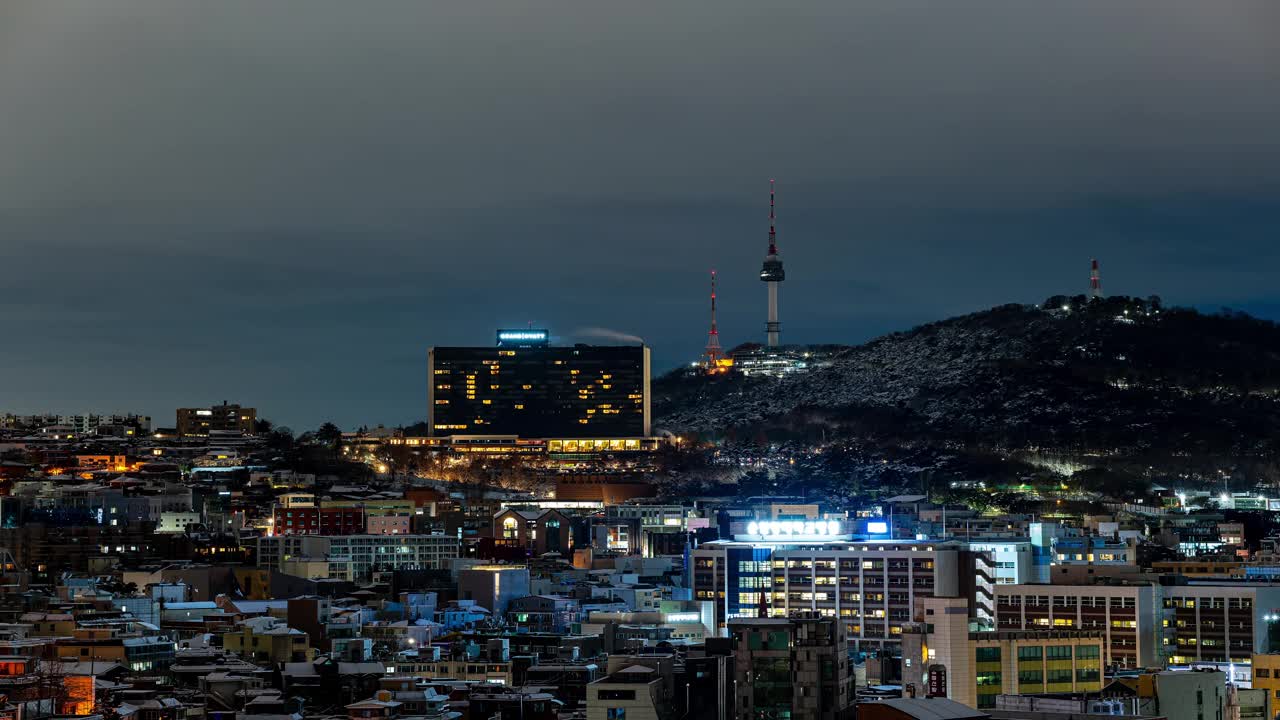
xmin=62 ymin=673 xmax=95 ymax=716
xmin=55 ymin=629 xmax=175 ymax=672
xmin=75 ymin=455 xmax=129 ymax=471
xmin=222 ymin=617 xmax=313 ymax=664
xmin=280 ymin=558 xmax=331 ymax=580
xmin=385 ymin=657 xmax=513 ymax=685
xmin=385 ymin=435 xmax=661 ymax=458
xmin=1254 ymin=654 xmax=1280 ymax=711
xmin=903 ymin=597 xmax=1104 ymax=709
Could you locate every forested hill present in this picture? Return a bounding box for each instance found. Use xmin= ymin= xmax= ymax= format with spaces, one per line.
xmin=654 ymin=297 xmax=1280 ymax=484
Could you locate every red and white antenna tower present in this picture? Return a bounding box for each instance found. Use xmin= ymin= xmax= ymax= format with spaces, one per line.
xmin=1090 ymin=258 xmax=1103 ymax=299
xmin=704 ymin=270 xmax=723 ymax=367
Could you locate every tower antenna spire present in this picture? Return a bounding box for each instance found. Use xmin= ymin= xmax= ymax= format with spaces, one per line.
xmin=760 ymin=179 xmax=785 ymax=347
xmin=1090 ymin=258 xmax=1103 ymax=299
xmin=768 ymin=178 xmax=778 ymax=256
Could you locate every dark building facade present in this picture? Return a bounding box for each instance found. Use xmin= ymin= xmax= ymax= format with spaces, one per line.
xmin=729 ymin=614 xmax=855 ymax=720
xmin=176 ymin=402 xmax=256 ymax=437
xmin=427 ymin=336 xmax=650 ymax=438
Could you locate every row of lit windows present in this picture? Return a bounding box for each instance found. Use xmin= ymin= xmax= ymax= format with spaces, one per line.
xmin=1166 ymin=597 xmax=1253 ymax=609
xmin=1002 ymin=596 xmax=1136 ymax=608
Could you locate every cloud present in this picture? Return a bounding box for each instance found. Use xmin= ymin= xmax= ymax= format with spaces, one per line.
xmin=0 ymin=0 xmax=1277 ymax=427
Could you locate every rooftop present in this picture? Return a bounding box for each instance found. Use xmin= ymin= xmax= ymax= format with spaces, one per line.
xmin=861 ymin=698 xmax=990 ymax=720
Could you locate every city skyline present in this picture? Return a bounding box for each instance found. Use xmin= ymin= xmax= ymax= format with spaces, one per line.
xmin=3 ymin=1 xmax=1279 ymax=429
xmin=2 ymin=5 xmax=1280 ymax=715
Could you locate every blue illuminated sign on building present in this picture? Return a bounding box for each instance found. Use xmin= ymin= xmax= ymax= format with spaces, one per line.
xmin=496 ymin=329 xmax=550 ymax=346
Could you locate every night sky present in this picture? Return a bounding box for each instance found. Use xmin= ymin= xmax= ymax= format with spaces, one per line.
xmin=2 ymin=1 xmax=1279 ymax=430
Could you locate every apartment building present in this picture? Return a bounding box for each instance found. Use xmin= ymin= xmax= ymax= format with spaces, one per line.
xmin=256 ymin=534 xmax=460 ymax=581
xmin=324 ymin=535 xmax=460 ymax=581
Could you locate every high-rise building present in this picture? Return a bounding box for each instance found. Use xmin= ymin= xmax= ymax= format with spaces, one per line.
xmin=729 ymin=614 xmax=853 ymax=720
xmin=692 ymin=538 xmax=994 ymax=654
xmin=428 ymin=329 xmax=650 ymax=438
xmin=176 ymin=402 xmax=256 ymax=437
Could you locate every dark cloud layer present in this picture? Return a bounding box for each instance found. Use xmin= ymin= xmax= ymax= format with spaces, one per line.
xmin=2 ymin=1 xmax=1278 ymax=429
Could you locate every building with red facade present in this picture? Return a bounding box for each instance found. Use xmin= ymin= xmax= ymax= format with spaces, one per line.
xmin=273 ymin=506 xmax=366 ymax=536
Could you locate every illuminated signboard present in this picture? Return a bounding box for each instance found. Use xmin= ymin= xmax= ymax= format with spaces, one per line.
xmin=664 ymin=613 xmax=701 ymax=623
xmin=496 ymin=329 xmax=549 ymax=346
xmin=866 ymin=521 xmax=889 ymax=534
xmin=927 ymin=665 xmax=947 ymax=697
xmin=744 ymin=520 xmax=844 ymax=539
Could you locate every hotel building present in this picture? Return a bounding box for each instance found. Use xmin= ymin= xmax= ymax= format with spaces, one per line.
xmin=428 ymin=329 xmax=650 ymax=438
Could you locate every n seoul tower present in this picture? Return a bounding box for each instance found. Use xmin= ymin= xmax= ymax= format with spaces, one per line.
xmin=759 ymin=179 xmax=785 ymax=347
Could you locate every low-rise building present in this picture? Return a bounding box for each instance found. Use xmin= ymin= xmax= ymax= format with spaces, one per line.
xmin=1103 ymin=670 xmax=1228 ymax=720
xmin=493 ymin=508 xmax=572 ymax=556
xmin=508 ymin=595 xmax=579 ymax=633
xmin=222 ymin=617 xmax=313 ymax=664
xmin=1251 ymin=653 xmax=1280 ymax=711
xmin=457 ymin=566 xmax=531 ymax=615
xmin=586 ymin=663 xmax=668 ymax=720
